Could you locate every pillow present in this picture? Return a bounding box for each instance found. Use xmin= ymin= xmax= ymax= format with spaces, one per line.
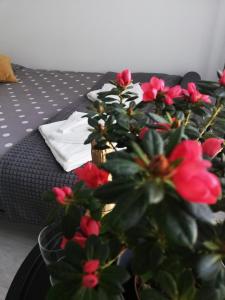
xmin=0 ymin=55 xmax=17 ymax=83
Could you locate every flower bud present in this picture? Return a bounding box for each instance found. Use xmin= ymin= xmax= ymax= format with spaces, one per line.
xmin=83 ymin=260 xmax=100 ymax=274
xmin=52 ymin=187 xmax=66 ymax=205
xmin=82 ymin=274 xmax=99 ymax=288
xmin=116 ymin=69 xmax=132 ymax=88
xmin=80 ymin=216 xmax=100 ymax=236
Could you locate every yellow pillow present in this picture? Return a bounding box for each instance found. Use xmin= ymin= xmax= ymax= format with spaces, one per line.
xmin=0 ymin=55 xmax=17 ymax=83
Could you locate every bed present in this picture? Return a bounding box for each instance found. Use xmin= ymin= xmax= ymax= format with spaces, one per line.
xmin=0 ymin=66 xmax=200 ymax=224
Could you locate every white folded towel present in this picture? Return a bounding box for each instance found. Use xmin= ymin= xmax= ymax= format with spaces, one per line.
xmin=48 ymin=118 xmax=89 ymax=144
xmin=39 ymin=112 xmax=91 ymax=172
xmin=87 ymin=83 xmax=143 ymax=106
xmin=58 ymin=111 xmax=84 ymax=134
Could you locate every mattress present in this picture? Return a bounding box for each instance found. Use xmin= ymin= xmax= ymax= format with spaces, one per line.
xmin=0 ymin=64 xmax=103 ymax=157
xmin=0 ymin=69 xmax=199 ymax=225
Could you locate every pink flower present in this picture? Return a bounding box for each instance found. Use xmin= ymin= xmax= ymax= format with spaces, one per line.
xmin=82 ymin=274 xmax=99 ymax=288
xmin=116 ymin=69 xmax=132 ymax=88
xmin=62 ymin=186 xmax=73 ymax=197
xmin=52 ymin=186 xmax=73 ymax=205
xmin=74 ymin=162 xmax=109 ymax=189
xmin=141 ymin=77 xmax=165 ymax=102
xmin=202 ymin=138 xmax=224 ymax=158
xmin=183 ymin=83 xmax=211 ymax=104
xmin=164 ymin=85 xmax=182 ymax=105
xmin=60 ymin=216 xmax=101 ymax=249
xmin=52 ymin=187 xmax=66 ymax=204
xmin=74 ymin=232 xmax=87 ymax=248
xmin=60 ymin=232 xmax=87 ymax=249
xmin=80 ymin=215 xmax=101 ymax=236
xmin=219 ymin=70 xmax=225 ymax=86
xmin=169 ymin=140 xmax=221 ymax=204
xmin=83 ymin=260 xmax=100 ymax=274
xmin=141 ymin=77 xmax=182 ymax=105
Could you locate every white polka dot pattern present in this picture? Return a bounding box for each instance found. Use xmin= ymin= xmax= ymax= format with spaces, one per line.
xmin=0 ymin=65 xmax=103 ymax=156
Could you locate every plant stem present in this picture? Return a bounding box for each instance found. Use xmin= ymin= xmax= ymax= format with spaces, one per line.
xmin=198 ymin=103 xmax=224 ymax=139
xmin=101 ymin=253 xmax=121 ymax=269
xmin=184 ymin=110 xmax=191 ymax=126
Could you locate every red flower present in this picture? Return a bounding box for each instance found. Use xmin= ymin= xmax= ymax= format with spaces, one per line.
xmin=141 ymin=77 xmax=182 ymax=105
xmin=74 ymin=162 xmax=109 ymax=189
xmin=116 ymin=69 xmax=132 ymax=88
xmin=83 ymin=260 xmax=100 ymax=274
xmin=202 ymin=138 xmax=224 ymax=158
xmin=82 ymin=274 xmax=99 ymax=288
xmin=60 ymin=232 xmax=87 ymax=249
xmin=80 ymin=215 xmax=100 ymax=236
xmin=169 ymin=140 xmax=221 ymax=204
xmin=183 ymin=83 xmax=211 ymax=104
xmin=62 ymin=186 xmax=73 ymax=197
xmin=52 ymin=186 xmax=73 ymax=205
xmin=141 ymin=77 xmax=165 ymax=102
xmin=219 ymin=70 xmax=225 ymax=86
xmin=74 ymin=232 xmax=87 ymax=248
xmin=164 ymin=85 xmax=182 ymax=105
xmin=60 ymin=216 xmax=101 ymax=249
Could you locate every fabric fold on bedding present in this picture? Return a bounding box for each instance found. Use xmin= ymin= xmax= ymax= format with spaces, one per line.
xmin=87 ymin=82 xmax=143 ymax=105
xmin=39 ymin=111 xmax=91 ymax=172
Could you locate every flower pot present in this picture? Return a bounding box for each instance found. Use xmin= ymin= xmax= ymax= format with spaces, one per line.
xmin=91 ymin=140 xmax=115 ymax=216
xmin=91 ymin=140 xmax=114 ymax=165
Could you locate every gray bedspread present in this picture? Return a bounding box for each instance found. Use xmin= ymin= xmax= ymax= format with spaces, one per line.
xmin=0 ymin=65 xmax=103 ymax=157
xmin=0 ymin=70 xmax=199 ymax=225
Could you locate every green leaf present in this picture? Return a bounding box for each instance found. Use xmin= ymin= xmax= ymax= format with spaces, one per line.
xmin=65 ymin=241 xmax=85 ymax=269
xmin=72 ymin=286 xmax=99 ymax=300
xmin=101 ymin=265 xmax=130 ymax=285
xmin=165 ymin=126 xmax=184 ymax=155
xmin=47 ymin=282 xmax=76 ymax=300
xmin=106 ymin=189 xmax=149 ymax=231
xmin=197 ymin=254 xmax=222 ymax=281
xmin=88 ymin=118 xmax=99 ymax=128
xmin=133 ymin=242 xmax=164 ymax=274
xmin=164 ymin=207 xmax=198 ymax=248
xmin=140 ymin=288 xmax=168 ymax=300
xmin=131 ymin=142 xmax=149 ymax=165
xmin=195 ymin=286 xmax=223 ymax=300
xmin=184 ymin=203 xmax=214 ymax=224
xmin=94 ymin=179 xmax=136 ymax=204
xmin=185 ymin=126 xmax=200 ymax=139
xmin=147 ymin=112 xmax=168 ymax=124
xmin=102 ymin=158 xmax=142 ymax=176
xmin=143 ymin=182 xmax=165 ymax=204
xmin=156 ymin=271 xmax=178 ymax=299
xmin=142 ymin=130 xmax=164 ymax=158
xmin=62 ymin=206 xmax=81 ymax=238
xmin=48 ymin=259 xmax=80 ymax=282
xmin=178 ymin=270 xmax=196 ymax=300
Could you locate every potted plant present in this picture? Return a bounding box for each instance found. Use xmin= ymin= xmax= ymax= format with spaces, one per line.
xmin=44 ymin=69 xmax=225 ymax=300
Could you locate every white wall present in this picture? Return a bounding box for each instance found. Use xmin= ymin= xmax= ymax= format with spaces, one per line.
xmin=0 ymin=0 xmax=225 ymax=79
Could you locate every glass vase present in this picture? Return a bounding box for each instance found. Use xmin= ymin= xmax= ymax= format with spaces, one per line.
xmin=38 ymin=223 xmax=64 ymax=266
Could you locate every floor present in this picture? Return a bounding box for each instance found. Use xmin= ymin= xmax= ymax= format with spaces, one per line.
xmin=0 ymin=218 xmax=40 ymax=300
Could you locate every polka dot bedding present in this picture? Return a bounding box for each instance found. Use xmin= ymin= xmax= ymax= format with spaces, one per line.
xmin=0 ymin=64 xmax=102 ymax=157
